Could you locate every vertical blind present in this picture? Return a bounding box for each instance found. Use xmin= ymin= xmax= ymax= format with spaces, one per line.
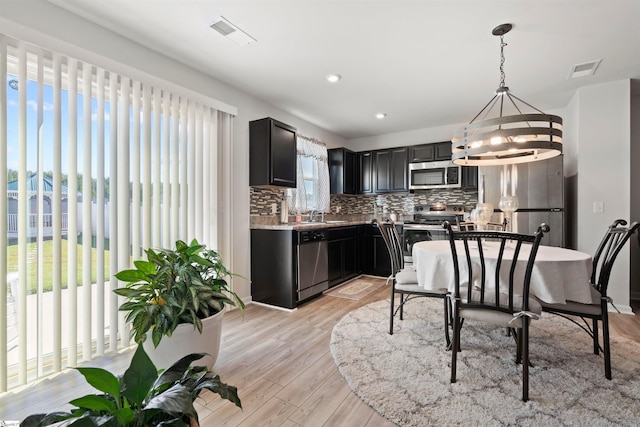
xmin=0 ymin=34 xmax=233 ymax=391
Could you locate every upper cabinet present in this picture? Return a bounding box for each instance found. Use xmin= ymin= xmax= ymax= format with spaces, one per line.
xmin=329 ymin=148 xmax=357 ymax=194
xmin=374 ymin=147 xmax=408 ymax=193
xmin=409 ymin=141 xmax=452 ymax=162
xmin=461 ymin=166 xmax=479 ymax=191
xmin=358 ymin=151 xmax=374 ymax=194
xmin=249 ymin=117 xmax=297 ymax=188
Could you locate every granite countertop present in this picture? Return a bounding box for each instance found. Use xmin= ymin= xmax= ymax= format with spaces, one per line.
xmin=250 ymin=220 xmax=373 ymax=230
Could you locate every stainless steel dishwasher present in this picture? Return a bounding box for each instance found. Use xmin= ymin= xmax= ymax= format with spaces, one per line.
xmin=296 ymin=230 xmax=329 ymax=302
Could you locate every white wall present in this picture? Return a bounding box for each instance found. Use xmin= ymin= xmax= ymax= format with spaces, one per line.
xmin=0 ymin=0 xmax=347 ymax=303
xmin=575 ymin=80 xmax=632 ymax=308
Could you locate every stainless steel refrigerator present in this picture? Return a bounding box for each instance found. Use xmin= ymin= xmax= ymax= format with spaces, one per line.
xmin=479 ymin=155 xmax=564 ymax=247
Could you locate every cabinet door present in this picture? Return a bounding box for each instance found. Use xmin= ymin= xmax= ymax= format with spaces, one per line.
xmin=374 ymin=150 xmax=392 ymax=193
xmin=344 ymin=149 xmax=357 ymax=194
xmin=249 ymin=117 xmax=296 ymax=188
xmin=329 ymin=148 xmax=357 ymax=195
xmin=434 ymin=141 xmax=453 ymax=161
xmin=390 ymin=147 xmax=408 ymax=192
xmin=359 ymin=151 xmax=373 ymax=194
xmin=327 ymin=240 xmax=343 ymax=287
xmin=461 ymin=166 xmax=478 ymax=191
xmin=329 ymin=148 xmax=344 ymax=194
xmin=409 ymin=144 xmax=435 ymax=162
xmin=270 ymin=122 xmax=297 ymax=187
xmin=343 ymin=236 xmax=358 ymax=279
xmin=363 ymin=225 xmax=392 ymax=276
xmin=371 ymin=235 xmax=392 ymax=276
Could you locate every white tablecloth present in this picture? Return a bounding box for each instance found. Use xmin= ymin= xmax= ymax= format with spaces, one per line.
xmin=413 ymin=240 xmax=596 ymax=305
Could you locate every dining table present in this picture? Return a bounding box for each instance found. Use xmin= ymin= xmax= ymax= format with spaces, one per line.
xmin=412 ymin=240 xmax=597 ymax=305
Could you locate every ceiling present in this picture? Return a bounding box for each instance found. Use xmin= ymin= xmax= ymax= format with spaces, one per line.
xmin=48 ymin=0 xmax=640 ymax=139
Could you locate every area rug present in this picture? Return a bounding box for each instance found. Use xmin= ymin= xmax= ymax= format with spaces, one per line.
xmin=324 ymin=279 xmax=386 ymax=301
xmin=330 ymin=298 xmax=640 ymax=426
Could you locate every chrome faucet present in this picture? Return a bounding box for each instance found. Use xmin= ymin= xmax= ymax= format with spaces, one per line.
xmin=308 ymin=210 xmax=317 ymax=222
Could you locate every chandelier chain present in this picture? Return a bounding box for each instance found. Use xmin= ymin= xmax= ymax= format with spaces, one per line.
xmin=499 ymin=35 xmax=507 ymax=88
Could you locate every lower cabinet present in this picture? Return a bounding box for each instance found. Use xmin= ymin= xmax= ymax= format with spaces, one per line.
xmin=327 ymin=226 xmax=361 ymax=287
xmin=363 ymin=223 xmax=403 ymax=277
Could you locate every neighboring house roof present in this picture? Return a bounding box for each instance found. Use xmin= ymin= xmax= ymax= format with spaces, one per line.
xmin=7 ymin=174 xmax=69 ymax=195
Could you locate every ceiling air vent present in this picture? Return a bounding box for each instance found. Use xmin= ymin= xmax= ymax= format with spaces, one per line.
xmin=568 ymin=59 xmax=601 ymax=79
xmin=210 ymin=16 xmax=256 ymax=46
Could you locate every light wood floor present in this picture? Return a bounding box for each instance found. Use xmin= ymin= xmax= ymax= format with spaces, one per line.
xmin=1 ymin=277 xmax=639 ymax=425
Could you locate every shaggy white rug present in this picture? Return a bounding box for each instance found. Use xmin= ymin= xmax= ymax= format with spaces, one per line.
xmin=330 ymin=298 xmax=640 ymax=426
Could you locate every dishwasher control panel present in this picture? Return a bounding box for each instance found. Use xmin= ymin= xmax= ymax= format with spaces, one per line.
xmin=297 ymin=230 xmax=327 ymax=243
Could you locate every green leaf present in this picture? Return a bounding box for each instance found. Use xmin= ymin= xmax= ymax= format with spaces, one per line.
xmin=195 ymin=376 xmax=242 ymax=409
xmin=144 ymin=384 xmax=197 ymax=418
xmin=120 ymin=344 xmax=158 ymax=407
xmin=68 ymin=395 xmax=116 ymax=412
xmin=133 ymin=259 xmax=157 ymax=275
xmin=154 ymin=353 xmax=206 ymax=388
xmin=75 ymin=368 xmax=120 ymax=399
xmin=110 ymin=408 xmax=136 ymax=426
xmin=114 ymin=269 xmax=149 ymax=283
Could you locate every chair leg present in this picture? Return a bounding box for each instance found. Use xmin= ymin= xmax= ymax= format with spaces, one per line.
xmin=592 ymin=317 xmax=600 ymax=355
xmin=451 ymin=312 xmax=460 ymax=383
xmin=515 ymin=328 xmax=522 ymax=365
xmin=389 ymin=284 xmax=396 ymax=335
xmin=443 ymin=297 xmax=451 ymax=349
xmin=522 ymin=318 xmax=530 ymax=402
xmin=602 ymin=303 xmax=612 ymax=380
xmin=399 ymin=292 xmax=405 ymax=320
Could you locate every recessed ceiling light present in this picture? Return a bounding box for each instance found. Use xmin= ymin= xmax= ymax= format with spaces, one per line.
xmin=210 ymin=16 xmax=256 ymax=46
xmin=326 ymin=74 xmax=342 ymax=83
xmin=375 ymin=113 xmax=387 ymax=119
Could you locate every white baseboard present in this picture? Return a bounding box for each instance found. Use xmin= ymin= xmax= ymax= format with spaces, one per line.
xmin=609 ymin=303 xmax=634 ymax=315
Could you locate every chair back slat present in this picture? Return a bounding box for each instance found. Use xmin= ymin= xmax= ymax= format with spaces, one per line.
xmin=591 ymin=220 xmax=639 ymax=295
xmin=444 ymin=221 xmax=549 ymax=314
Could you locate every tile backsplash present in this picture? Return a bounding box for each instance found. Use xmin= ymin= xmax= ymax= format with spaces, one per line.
xmin=250 ymin=187 xmax=478 ymax=217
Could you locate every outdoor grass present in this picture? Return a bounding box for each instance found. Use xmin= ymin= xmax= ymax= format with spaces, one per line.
xmin=7 ymin=239 xmax=111 ymax=294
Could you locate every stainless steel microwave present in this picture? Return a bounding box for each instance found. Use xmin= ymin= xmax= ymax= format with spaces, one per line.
xmin=408 ymin=160 xmax=461 ymax=190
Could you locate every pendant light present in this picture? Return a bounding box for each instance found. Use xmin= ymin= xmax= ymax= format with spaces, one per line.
xmin=451 ymin=24 xmax=563 ymax=166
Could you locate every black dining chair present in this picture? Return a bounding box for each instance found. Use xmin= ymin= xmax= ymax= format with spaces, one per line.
xmin=444 ymin=220 xmax=549 ymax=402
xmin=539 ymin=219 xmax=639 ymax=380
xmin=376 ymin=220 xmax=450 ymax=347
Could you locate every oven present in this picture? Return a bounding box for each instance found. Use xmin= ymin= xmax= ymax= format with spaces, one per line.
xmin=403 ymin=204 xmax=464 ymax=262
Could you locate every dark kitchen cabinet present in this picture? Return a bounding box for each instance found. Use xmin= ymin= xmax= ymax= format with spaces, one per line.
xmin=249 ymin=117 xmax=297 ymax=188
xmin=434 ymin=142 xmax=453 ymax=160
xmin=359 ymin=151 xmax=374 ymax=194
xmin=461 ymin=166 xmax=478 ymax=191
xmin=329 ymin=148 xmax=357 ymax=194
xmin=374 ymin=147 xmax=408 ymax=193
xmin=327 ymin=226 xmax=360 ymax=287
xmin=363 ymin=223 xmax=402 ymax=277
xmin=409 ymin=142 xmax=452 ymax=162
xmin=251 ymin=229 xmax=296 ymax=308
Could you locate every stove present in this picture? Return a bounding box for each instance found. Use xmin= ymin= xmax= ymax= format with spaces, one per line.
xmin=407 ymin=204 xmax=465 ymax=226
xmin=403 ymin=204 xmax=465 ymax=260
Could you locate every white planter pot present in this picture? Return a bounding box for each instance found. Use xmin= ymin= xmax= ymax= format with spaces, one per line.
xmin=143 ymin=310 xmax=224 ymax=370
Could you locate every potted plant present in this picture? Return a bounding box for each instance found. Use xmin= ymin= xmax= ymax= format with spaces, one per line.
xmin=114 ymin=239 xmax=244 ymax=369
xmin=21 ymin=344 xmax=242 ymax=426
